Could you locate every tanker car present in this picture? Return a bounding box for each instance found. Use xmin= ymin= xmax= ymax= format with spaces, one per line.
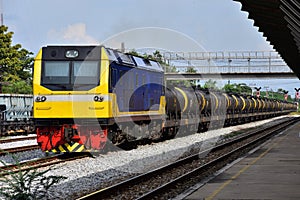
xmin=32 ymin=45 xmax=297 ymax=153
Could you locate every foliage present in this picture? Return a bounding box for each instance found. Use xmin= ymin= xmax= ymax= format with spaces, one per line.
xmin=223 ymin=83 xmax=252 ymax=94
xmin=2 ymin=80 xmax=32 ymax=94
xmin=152 ymin=50 xmax=163 ymax=63
xmin=128 ymin=49 xmax=163 ymax=63
xmin=0 ymin=153 xmax=66 ymax=200
xmin=0 ymin=25 xmax=33 ymax=94
xmin=260 ymin=91 xmax=293 ymax=102
xmin=186 ymin=67 xmax=197 ymax=73
xmin=127 ymin=49 xmax=140 ymax=57
xmin=203 ymin=79 xmax=218 ymax=90
xmin=222 ymin=83 xmax=294 ymax=102
xmin=276 ymin=88 xmax=289 ymax=94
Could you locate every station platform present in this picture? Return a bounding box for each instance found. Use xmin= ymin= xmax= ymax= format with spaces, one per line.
xmin=184 ymin=121 xmax=300 ymax=200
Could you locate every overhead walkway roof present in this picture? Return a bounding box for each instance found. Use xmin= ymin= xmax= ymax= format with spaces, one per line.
xmin=234 ymin=0 xmax=300 ymax=78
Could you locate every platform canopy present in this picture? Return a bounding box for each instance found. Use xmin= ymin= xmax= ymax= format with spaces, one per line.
xmin=234 ymin=0 xmax=300 ymax=78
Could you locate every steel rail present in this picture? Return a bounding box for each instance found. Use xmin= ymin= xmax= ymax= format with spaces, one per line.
xmin=0 ymin=145 xmax=39 ymax=156
xmin=137 ymin=118 xmax=299 ymax=200
xmin=0 ymin=136 xmax=37 ymax=144
xmin=0 ymin=153 xmax=91 ymax=176
xmin=77 ymin=117 xmax=299 ymax=200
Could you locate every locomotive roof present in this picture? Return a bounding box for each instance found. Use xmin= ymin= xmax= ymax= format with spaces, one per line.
xmin=41 ymin=45 xmax=164 ymax=72
xmin=104 ymin=47 xmax=164 ymax=73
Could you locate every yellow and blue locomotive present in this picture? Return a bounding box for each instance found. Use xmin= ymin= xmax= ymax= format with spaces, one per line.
xmin=33 ymin=46 xmax=165 ymax=152
xmin=33 ymin=45 xmax=297 ymax=153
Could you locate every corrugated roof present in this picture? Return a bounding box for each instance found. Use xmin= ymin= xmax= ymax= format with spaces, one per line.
xmin=234 ymin=0 xmax=300 ymax=78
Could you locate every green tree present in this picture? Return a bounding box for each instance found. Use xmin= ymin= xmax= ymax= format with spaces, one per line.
xmin=238 ymin=83 xmax=252 ymax=94
xmin=203 ymin=79 xmax=218 ymax=90
xmin=152 ymin=50 xmax=163 ymax=63
xmin=127 ymin=49 xmax=139 ymax=57
xmin=0 ymin=25 xmax=33 ymax=94
xmin=2 ymin=80 xmax=32 ymax=94
xmin=186 ymin=67 xmax=197 ymax=73
xmin=223 ymin=83 xmax=251 ymax=94
xmin=223 ymin=83 xmax=237 ymax=93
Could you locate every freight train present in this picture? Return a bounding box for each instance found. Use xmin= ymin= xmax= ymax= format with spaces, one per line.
xmin=0 ymin=94 xmax=33 ymax=135
xmin=32 ymin=45 xmax=297 ymax=153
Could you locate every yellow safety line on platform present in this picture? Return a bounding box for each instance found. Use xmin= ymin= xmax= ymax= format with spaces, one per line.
xmin=205 ymin=128 xmax=290 ymax=200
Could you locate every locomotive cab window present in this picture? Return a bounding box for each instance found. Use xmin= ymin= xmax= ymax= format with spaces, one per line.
xmin=41 ymin=60 xmax=100 ymax=91
xmin=42 ymin=61 xmax=69 ymax=84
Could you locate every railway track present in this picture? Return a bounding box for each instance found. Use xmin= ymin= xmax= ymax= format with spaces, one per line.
xmin=0 ymin=153 xmax=91 ymax=177
xmin=77 ymin=117 xmax=299 ymax=200
xmin=0 ymin=145 xmax=40 ymax=156
xmin=0 ymin=135 xmax=37 ymax=144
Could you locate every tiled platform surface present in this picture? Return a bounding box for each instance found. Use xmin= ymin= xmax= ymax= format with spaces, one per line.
xmin=185 ymin=122 xmax=300 ymax=200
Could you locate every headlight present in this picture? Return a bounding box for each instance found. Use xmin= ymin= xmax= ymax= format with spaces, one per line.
xmin=35 ymin=96 xmax=47 ymax=102
xmin=65 ymin=50 xmax=79 ymax=58
xmin=94 ymin=96 xmax=104 ymax=102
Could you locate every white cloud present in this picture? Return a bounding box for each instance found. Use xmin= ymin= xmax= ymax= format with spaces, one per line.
xmin=47 ymin=23 xmax=99 ymax=44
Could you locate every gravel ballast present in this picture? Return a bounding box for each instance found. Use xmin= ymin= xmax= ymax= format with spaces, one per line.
xmin=0 ymin=116 xmax=297 ymax=199
xmin=44 ymin=115 xmax=298 ymax=199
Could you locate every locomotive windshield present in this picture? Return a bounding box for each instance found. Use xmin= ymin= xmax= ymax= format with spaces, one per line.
xmin=41 ymin=60 xmax=100 ymax=91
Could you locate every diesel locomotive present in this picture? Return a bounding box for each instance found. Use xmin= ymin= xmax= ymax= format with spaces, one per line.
xmin=33 ymin=45 xmax=297 ymax=153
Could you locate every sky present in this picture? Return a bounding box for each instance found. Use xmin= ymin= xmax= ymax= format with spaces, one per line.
xmin=2 ymin=0 xmax=300 ymax=97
